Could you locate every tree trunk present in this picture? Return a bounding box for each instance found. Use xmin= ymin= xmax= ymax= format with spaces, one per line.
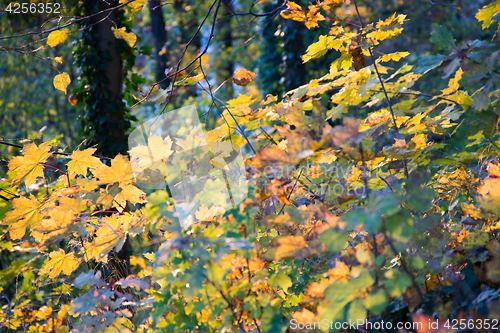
xmin=282 ymin=18 xmax=306 ymax=92
xmin=82 ymin=0 xmax=127 ymax=158
xmin=148 ymin=0 xmax=169 ymax=88
xmin=80 ymin=0 xmax=131 ymax=279
xmin=215 ymin=0 xmax=234 ymax=98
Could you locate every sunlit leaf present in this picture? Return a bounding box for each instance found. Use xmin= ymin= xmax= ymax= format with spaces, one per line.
xmin=53 ymin=72 xmax=71 ymax=94
xmin=47 ymin=29 xmax=70 ymax=47
xmin=8 ymin=142 xmax=51 ymax=187
xmin=39 ymin=249 xmax=80 ymax=278
xmin=67 ymin=148 xmax=102 ymax=175
xmin=112 ymin=27 xmax=137 ymax=47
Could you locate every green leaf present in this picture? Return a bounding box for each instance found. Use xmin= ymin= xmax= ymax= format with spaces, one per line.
xmin=345 ymin=299 xmax=367 ymax=322
xmin=363 ymin=288 xmax=388 ymax=315
xmin=466 ymin=130 xmax=485 ymax=147
xmin=261 ymin=306 xmax=287 ymax=333
xmin=430 ymin=24 xmax=456 ymax=50
xmin=269 ymin=270 xmax=293 ymax=293
xmin=460 ymin=230 xmax=490 ymax=251
xmin=320 ymin=229 xmax=347 ymax=253
xmin=416 ymin=54 xmax=450 ymax=74
xmin=384 ymin=270 xmax=412 ymax=297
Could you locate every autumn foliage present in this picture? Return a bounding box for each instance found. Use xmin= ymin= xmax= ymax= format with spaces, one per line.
xmin=2 ymin=1 xmax=500 ymax=333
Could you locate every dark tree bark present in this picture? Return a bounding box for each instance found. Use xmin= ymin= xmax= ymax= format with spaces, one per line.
xmin=215 ymin=0 xmax=234 ymax=98
xmin=282 ymin=18 xmax=306 ymax=92
xmin=148 ymin=0 xmax=169 ymax=88
xmin=258 ymin=2 xmax=283 ymax=97
xmin=78 ymin=0 xmax=128 ymax=158
xmin=78 ymin=0 xmax=132 ymax=279
xmin=173 ymin=0 xmax=201 ymax=100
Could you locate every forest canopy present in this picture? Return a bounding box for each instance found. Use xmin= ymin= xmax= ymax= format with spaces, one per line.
xmin=1 ymin=0 xmax=500 ymax=332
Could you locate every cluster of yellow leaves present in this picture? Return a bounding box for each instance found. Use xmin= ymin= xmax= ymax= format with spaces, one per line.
xmin=5 ymin=144 xmax=149 ymax=277
xmin=85 ymin=214 xmax=141 ymax=263
xmin=264 ymin=235 xmax=325 ymax=260
xmin=376 ymin=51 xmax=410 ymax=63
xmin=95 ymin=155 xmax=147 ymax=211
xmin=281 ymin=2 xmax=325 ymax=29
xmin=475 ymin=162 xmax=500 ymax=220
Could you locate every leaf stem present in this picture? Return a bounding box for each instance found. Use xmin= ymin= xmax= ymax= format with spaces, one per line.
xmin=352 ymin=0 xmax=409 ymax=178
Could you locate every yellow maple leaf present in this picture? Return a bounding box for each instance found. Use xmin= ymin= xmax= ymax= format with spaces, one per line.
xmin=67 ymin=148 xmax=102 ymax=176
xmin=377 ymin=51 xmax=410 ymax=63
xmin=114 ymin=185 xmax=147 ymax=212
xmin=47 ymin=29 xmax=69 ymax=47
xmin=54 ymin=57 xmax=63 ymax=64
xmin=8 ymin=142 xmax=51 ymax=187
xmin=86 ymin=215 xmax=132 ymax=261
xmin=376 ymin=13 xmax=406 ymax=28
xmin=53 ymin=72 xmax=71 ymax=94
xmin=232 ymin=68 xmax=257 ymax=86
xmin=32 ymin=209 xmax=75 ymax=245
xmin=39 ymin=249 xmax=80 ymax=278
xmin=195 ymin=205 xmax=225 ymax=221
xmin=305 ymin=4 xmax=326 ymax=29
xmin=129 ymin=135 xmax=173 ymax=173
xmin=2 ymin=195 xmax=40 ymax=240
xmin=442 ymin=68 xmax=463 ymax=95
xmin=205 ymin=128 xmax=226 ymax=143
xmin=112 ymin=27 xmax=137 ymax=47
xmin=411 ymin=134 xmax=427 ymax=149
xmin=94 ymin=154 xmax=135 ymax=187
xmin=345 ymin=165 xmax=362 ymax=183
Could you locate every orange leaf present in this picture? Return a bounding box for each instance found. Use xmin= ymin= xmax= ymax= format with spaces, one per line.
xmin=264 ymin=235 xmax=325 ymax=260
xmin=232 ymin=68 xmax=256 ymax=86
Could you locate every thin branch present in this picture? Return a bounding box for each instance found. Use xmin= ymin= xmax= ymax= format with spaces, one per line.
xmin=277 ymin=169 xmax=303 ymax=215
xmin=0 ymin=0 xmax=137 ymax=41
xmin=385 ymin=235 xmax=425 ymax=301
xmin=352 ymin=0 xmax=409 ymax=178
xmin=371 ymin=89 xmax=459 ymax=105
